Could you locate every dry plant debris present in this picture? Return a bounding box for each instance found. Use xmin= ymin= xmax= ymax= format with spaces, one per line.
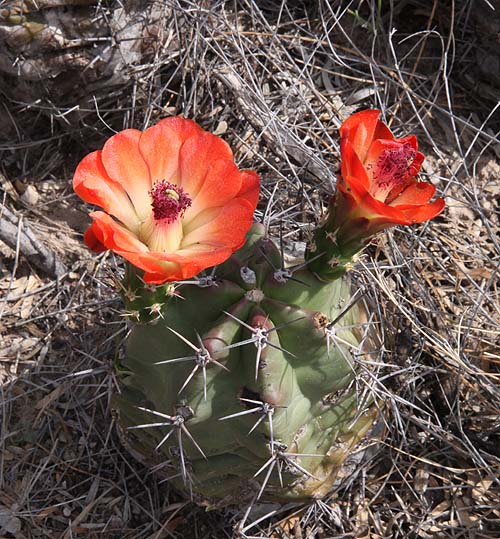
xmin=0 ymin=1 xmax=499 ymax=538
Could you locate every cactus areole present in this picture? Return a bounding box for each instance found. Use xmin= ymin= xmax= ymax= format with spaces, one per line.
xmin=115 ymin=223 xmax=380 ymax=505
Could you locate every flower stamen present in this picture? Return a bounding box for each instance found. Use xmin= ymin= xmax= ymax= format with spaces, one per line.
xmin=371 ymin=143 xmax=417 ymax=203
xmin=151 ymin=181 xmax=192 ymax=223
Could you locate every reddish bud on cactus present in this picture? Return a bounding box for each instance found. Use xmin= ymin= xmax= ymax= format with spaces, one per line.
xmin=73 ymin=117 xmax=259 ymax=284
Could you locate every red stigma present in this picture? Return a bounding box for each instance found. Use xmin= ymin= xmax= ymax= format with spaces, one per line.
xmin=150 ymin=181 xmax=192 ymax=222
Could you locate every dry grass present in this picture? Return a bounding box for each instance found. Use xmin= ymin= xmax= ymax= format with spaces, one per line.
xmin=1 ymin=1 xmax=499 ymax=538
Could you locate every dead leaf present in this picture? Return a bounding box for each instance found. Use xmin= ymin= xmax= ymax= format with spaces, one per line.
xmin=0 ymin=505 xmax=21 ymax=535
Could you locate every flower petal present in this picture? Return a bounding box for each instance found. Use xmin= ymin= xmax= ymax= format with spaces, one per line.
xmin=396 ymin=134 xmax=419 ymax=151
xmin=73 ymin=151 xmax=140 ymax=232
xmin=409 ymin=149 xmax=424 ymax=177
xmin=141 ymin=216 xmax=184 ymax=253
xmin=174 ymin=244 xmax=234 ymax=273
xmin=140 ymin=244 xmax=233 ymax=284
xmin=179 ymin=132 xmax=234 ymax=199
xmin=341 ymin=177 xmax=412 ymax=225
xmin=390 ymin=182 xmax=436 ymax=208
xmin=183 ymin=159 xmax=242 ymax=223
xmin=372 ymin=119 xmax=394 ymax=142
xmin=83 ymin=223 xmax=107 ymax=253
xmin=101 ymin=129 xmax=152 ymax=220
xmin=340 ymin=109 xmax=384 ymax=162
xmin=143 ymin=270 xmax=183 ymax=284
xmin=356 ymin=197 xmax=413 ymax=225
xmin=160 ymin=116 xmax=205 ymax=141
xmin=89 ymin=211 xmax=149 ymax=253
xmin=181 ymin=198 xmax=254 ymax=250
xmin=124 ymin=252 xmax=186 ymax=282
xmin=238 ymin=170 xmax=260 ymax=208
xmin=132 ymin=249 xmax=220 ymax=283
xmin=89 ymin=213 xmax=191 ymax=281
xmin=401 ymin=198 xmax=445 ymax=223
xmin=182 ymin=206 xmax=223 ymax=236
xmin=139 ymin=117 xmax=203 ymax=185
xmin=139 ymin=124 xmax=182 ymax=185
xmin=338 ymin=175 xmax=367 ymax=202
xmin=340 ymin=138 xmax=370 ymax=189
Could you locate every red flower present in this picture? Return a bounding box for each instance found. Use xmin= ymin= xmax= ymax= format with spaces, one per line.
xmin=74 ymin=117 xmax=259 ymax=284
xmin=333 ymin=109 xmax=444 ymax=244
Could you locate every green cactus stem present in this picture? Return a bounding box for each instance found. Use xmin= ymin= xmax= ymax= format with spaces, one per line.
xmin=115 ymin=223 xmax=381 ymax=505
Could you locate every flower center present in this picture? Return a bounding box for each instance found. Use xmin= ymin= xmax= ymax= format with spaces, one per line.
xmin=150 ymin=181 xmax=192 ymax=222
xmin=371 ymin=143 xmax=417 ymax=202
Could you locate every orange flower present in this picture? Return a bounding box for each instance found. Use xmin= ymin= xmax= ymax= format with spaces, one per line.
xmin=333 ymin=109 xmax=444 ymax=244
xmin=74 ymin=117 xmax=259 ymax=284
xmin=305 ymin=110 xmax=445 ymax=280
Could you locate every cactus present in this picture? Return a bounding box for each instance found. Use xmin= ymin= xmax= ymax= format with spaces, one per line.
xmin=114 ymin=223 xmax=380 ymax=504
xmin=74 ymin=110 xmax=443 ymax=506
